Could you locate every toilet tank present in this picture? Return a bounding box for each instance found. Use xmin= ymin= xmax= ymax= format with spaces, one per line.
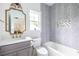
xmin=32 ymin=38 xmax=41 ymax=48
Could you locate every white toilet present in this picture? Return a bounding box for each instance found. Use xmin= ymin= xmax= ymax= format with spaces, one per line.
xmin=31 ymin=38 xmax=48 ymax=56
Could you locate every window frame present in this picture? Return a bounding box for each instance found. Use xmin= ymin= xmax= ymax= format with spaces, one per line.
xmin=29 ymin=9 xmax=41 ymax=31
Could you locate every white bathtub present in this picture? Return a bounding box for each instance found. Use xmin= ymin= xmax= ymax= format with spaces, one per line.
xmin=43 ymin=41 xmax=79 ymax=56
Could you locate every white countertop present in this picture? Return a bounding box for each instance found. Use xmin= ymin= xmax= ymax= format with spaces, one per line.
xmin=0 ymin=37 xmax=33 ymax=46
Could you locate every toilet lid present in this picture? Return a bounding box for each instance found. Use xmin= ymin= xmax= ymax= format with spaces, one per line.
xmin=36 ymin=47 xmax=48 ymax=54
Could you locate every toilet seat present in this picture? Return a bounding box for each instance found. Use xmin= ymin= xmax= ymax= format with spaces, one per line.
xmin=31 ymin=38 xmax=48 ymax=56
xmin=36 ymin=47 xmax=48 ymax=56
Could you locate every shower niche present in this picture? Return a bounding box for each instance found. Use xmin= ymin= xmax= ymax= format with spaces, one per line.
xmin=5 ymin=3 xmax=26 ymax=38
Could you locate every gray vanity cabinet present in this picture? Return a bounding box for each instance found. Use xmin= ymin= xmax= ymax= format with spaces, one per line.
xmin=5 ymin=52 xmax=17 ymax=56
xmin=17 ymin=47 xmax=32 ymax=56
xmin=0 ymin=41 xmax=33 ymax=56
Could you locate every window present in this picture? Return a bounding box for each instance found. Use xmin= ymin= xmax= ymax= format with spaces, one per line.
xmin=29 ymin=10 xmax=41 ymax=31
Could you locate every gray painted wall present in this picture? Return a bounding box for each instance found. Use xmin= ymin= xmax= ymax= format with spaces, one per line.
xmin=41 ymin=4 xmax=51 ymax=44
xmin=50 ymin=3 xmax=79 ymax=50
xmin=50 ymin=4 xmax=56 ymax=42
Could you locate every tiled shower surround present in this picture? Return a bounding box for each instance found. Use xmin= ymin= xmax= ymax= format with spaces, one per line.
xmin=41 ymin=3 xmax=79 ymax=50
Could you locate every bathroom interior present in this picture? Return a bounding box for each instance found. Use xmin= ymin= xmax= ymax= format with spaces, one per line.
xmin=0 ymin=3 xmax=79 ymax=56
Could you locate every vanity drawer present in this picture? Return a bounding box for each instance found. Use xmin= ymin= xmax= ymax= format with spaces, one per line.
xmin=0 ymin=41 xmax=31 ymax=55
xmin=17 ymin=47 xmax=31 ymax=56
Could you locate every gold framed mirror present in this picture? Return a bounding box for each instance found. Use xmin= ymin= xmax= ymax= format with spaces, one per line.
xmin=5 ymin=3 xmax=26 ymax=38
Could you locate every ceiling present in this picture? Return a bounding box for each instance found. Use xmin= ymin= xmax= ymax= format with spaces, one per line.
xmin=45 ymin=3 xmax=54 ymax=6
